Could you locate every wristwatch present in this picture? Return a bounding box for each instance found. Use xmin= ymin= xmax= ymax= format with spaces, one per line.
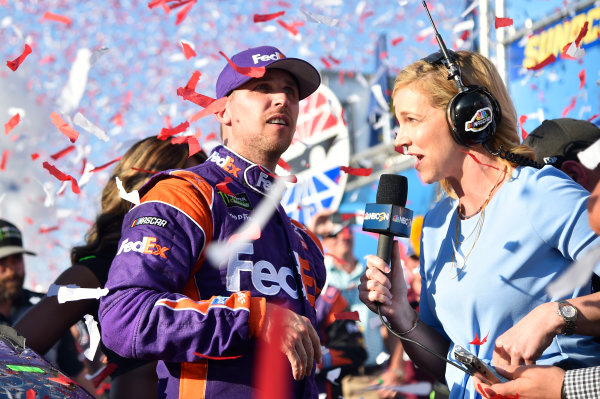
xmin=557 ymin=300 xmax=577 ymax=336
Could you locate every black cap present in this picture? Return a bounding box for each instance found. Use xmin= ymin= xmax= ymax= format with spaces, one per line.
xmin=0 ymin=219 xmax=36 ymax=259
xmin=523 ymin=118 xmax=600 ymax=167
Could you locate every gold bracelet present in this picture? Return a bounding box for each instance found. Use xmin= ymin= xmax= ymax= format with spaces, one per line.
xmin=398 ymin=309 xmax=419 ymax=335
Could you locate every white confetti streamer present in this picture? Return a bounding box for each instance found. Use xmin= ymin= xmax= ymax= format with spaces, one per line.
xmin=56 ymin=286 xmax=109 ymax=303
xmin=73 ymin=112 xmax=109 ymax=142
xmin=116 ymin=176 xmax=140 ymax=206
xmin=578 ymin=138 xmax=600 ymax=170
xmin=58 ymin=48 xmax=92 ymax=115
xmin=546 ymin=245 xmax=600 ymax=298
xmin=83 ymin=314 xmax=101 ymax=361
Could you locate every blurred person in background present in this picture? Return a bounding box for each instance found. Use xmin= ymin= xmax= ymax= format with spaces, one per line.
xmin=310 ymin=210 xmax=406 ymax=399
xmin=15 ymin=136 xmax=207 ymax=399
xmin=0 ymin=218 xmax=95 ymax=394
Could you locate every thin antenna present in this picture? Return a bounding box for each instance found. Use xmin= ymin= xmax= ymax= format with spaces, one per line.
xmin=422 ymin=1 xmax=466 ymax=91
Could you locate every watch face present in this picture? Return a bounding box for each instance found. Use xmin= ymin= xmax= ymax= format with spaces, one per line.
xmin=560 ymin=304 xmax=576 ymax=318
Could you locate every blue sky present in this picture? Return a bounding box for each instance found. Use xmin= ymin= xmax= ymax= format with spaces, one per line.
xmin=0 ymin=0 xmax=582 ymax=289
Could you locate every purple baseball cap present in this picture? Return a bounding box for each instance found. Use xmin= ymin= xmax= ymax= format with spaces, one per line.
xmin=216 ymin=45 xmax=321 ymax=100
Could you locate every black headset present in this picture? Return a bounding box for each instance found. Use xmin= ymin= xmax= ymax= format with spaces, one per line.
xmin=421 ymin=1 xmax=542 ymax=168
xmin=422 ymin=50 xmax=501 ymax=147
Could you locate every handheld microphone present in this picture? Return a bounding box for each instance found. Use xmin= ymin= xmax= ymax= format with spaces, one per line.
xmin=362 ymin=174 xmax=413 ymax=265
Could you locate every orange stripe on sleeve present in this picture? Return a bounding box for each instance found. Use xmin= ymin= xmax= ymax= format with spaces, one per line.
xmin=248 ymin=297 xmax=266 ymax=337
xmin=179 ymin=360 xmax=207 ymax=398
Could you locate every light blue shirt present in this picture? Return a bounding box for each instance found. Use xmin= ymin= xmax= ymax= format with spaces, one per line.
xmin=419 ymin=166 xmax=600 ymax=399
xmin=324 ymin=258 xmax=386 ymax=367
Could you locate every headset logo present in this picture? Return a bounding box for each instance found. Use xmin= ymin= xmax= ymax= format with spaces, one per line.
xmin=364 ymin=212 xmax=389 ymax=222
xmin=117 ymin=236 xmax=170 ymax=259
xmin=252 ymin=51 xmax=285 ymax=64
xmin=465 ymin=107 xmax=493 ymax=132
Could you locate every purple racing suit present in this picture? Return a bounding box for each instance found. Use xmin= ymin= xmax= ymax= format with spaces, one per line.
xmin=99 ymin=145 xmax=326 ymax=398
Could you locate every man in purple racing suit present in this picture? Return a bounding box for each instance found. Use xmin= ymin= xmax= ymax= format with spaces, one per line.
xmin=99 ymin=45 xmax=326 ymax=399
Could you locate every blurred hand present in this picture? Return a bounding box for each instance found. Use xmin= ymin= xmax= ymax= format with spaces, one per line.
xmin=308 ymin=209 xmax=335 ymax=236
xmin=493 ymin=302 xmax=559 ymax=366
xmin=375 ymin=368 xmax=405 ymax=399
xmin=473 ymin=364 xmax=564 ymax=399
xmin=263 ymin=303 xmax=322 ymax=380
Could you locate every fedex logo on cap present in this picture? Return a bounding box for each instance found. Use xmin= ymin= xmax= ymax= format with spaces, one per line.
xmin=252 ymin=51 xmax=285 ymax=64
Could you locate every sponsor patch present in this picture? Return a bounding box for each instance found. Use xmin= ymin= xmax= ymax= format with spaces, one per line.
xmin=218 ymin=191 xmax=253 ymax=210
xmin=465 ymin=107 xmax=493 ymax=132
xmin=131 ymin=216 xmax=169 ymax=228
xmin=117 ymin=236 xmax=170 ymax=259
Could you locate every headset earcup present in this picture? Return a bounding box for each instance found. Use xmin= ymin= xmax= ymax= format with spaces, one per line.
xmin=446 ymin=86 xmax=501 ymax=147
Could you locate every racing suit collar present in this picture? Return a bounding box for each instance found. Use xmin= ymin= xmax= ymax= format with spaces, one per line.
xmin=207 ymin=145 xmax=280 ymax=197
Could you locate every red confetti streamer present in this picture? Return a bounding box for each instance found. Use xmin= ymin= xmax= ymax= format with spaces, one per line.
xmin=519 ymin=115 xmax=528 ymax=140
xmin=50 ymin=112 xmax=79 ymax=143
xmin=158 ymin=121 xmax=190 ymax=140
xmin=176 ymin=71 xmax=217 ymax=108
xmin=320 ymin=57 xmax=332 ymax=69
xmin=469 ymin=331 xmax=489 ymax=345
xmin=395 ymin=145 xmax=404 ymax=155
xmin=189 ymin=97 xmax=227 ymax=123
xmin=181 ymin=42 xmax=196 ymax=59
xmin=494 ymin=16 xmax=513 ymax=28
xmin=90 ymin=156 xmax=122 ymax=172
xmin=39 ymin=226 xmax=59 ymax=234
xmin=391 ymin=37 xmax=404 ymax=46
xmin=216 ymin=176 xmax=234 ymax=195
xmin=283 ymin=174 xmax=297 ymax=184
xmin=359 ymin=10 xmax=374 ymax=25
xmin=205 ymin=132 xmax=218 ymax=141
xmin=460 ymin=151 xmax=501 ymax=171
xmin=219 ymin=51 xmax=265 ymax=78
xmin=574 ymin=21 xmax=589 ymax=47
xmin=253 ymin=11 xmax=285 ymax=22
xmin=526 ymin=54 xmax=556 ymax=71
xmin=50 ymin=145 xmax=76 ymax=161
xmin=277 ymin=158 xmax=291 ymax=172
xmin=7 ymin=44 xmax=32 ymax=71
xmin=254 ymin=305 xmax=289 ymax=399
xmin=175 ymin=0 xmax=195 ymax=25
xmin=578 ymin=69 xmax=586 ymax=89
xmin=326 ymin=252 xmax=348 ymax=266
xmin=338 ymin=70 xmax=345 ymax=85
xmin=193 ymin=351 xmax=243 ymax=360
xmin=0 ymin=150 xmax=7 ymax=171
xmin=228 ymin=223 xmax=262 ymax=244
xmin=4 ymin=113 xmax=20 ymax=135
xmin=340 ymin=166 xmax=372 ymax=176
xmin=91 ymin=363 xmax=118 ymax=388
xmin=334 ymin=311 xmax=361 ymax=321
xmin=26 ymin=389 xmax=35 ymax=399
xmin=170 ymin=135 xmax=202 ymax=157
xmin=39 ymin=55 xmax=55 ymax=65
xmin=41 ymin=11 xmax=71 ymax=25
xmin=561 ymin=97 xmax=576 ymax=117
xmin=42 ymin=161 xmax=80 ymax=194
xmin=112 ymin=113 xmax=124 ymax=126
xmin=31 ymin=153 xmax=39 ymax=161
xmin=131 ymin=167 xmax=158 ymax=175
xmin=25 ymin=217 xmax=33 ymax=225
xmin=277 ymin=20 xmax=303 ymax=36
xmin=328 ymin=55 xmax=341 ymax=65
xmin=587 ymin=113 xmax=600 ymax=122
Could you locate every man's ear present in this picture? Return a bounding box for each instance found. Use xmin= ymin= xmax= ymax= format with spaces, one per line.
xmin=215 ymin=97 xmax=231 ymax=125
xmin=561 ymin=160 xmax=588 ymax=186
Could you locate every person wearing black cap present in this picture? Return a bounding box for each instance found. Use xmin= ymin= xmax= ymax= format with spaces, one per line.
xmin=0 ymin=219 xmax=36 ymax=325
xmin=523 ymin=118 xmax=600 ymax=191
xmin=0 ymin=218 xmax=91 ymax=390
xmin=99 ymin=46 xmax=326 ymax=399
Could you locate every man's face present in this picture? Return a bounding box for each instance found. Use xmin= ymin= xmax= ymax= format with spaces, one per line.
xmin=0 ymin=254 xmax=25 ymax=303
xmin=322 ymin=226 xmax=354 ymax=260
xmin=221 ymin=69 xmax=300 ymax=164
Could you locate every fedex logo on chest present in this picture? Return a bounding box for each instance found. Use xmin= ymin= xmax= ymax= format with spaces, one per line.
xmin=208 ymin=152 xmax=241 ymax=177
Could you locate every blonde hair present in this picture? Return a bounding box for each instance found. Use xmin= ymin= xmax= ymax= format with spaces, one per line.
xmin=392 ymin=51 xmax=535 ymax=196
xmin=71 ymin=137 xmax=207 ymax=263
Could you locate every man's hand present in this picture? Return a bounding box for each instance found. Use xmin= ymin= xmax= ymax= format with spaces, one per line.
xmin=473 ymin=364 xmax=564 ymax=399
xmin=263 ymin=303 xmax=322 ymax=380
xmin=493 ymin=302 xmax=560 ymax=366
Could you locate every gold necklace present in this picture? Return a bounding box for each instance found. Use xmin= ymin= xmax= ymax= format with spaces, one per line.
xmin=450 ymin=169 xmax=507 ymax=278
xmin=450 ymin=208 xmax=485 ymax=279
